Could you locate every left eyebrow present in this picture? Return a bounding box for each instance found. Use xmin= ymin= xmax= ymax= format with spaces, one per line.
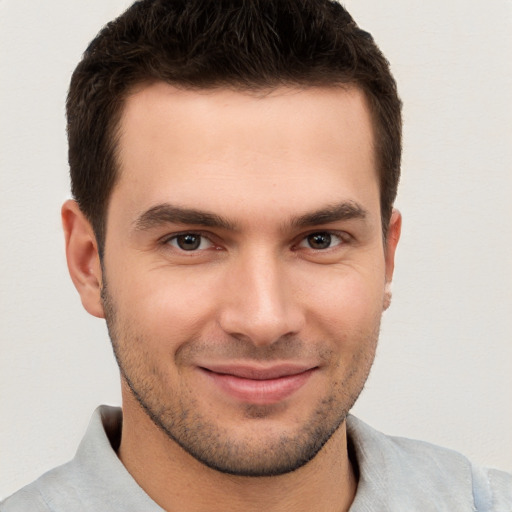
xmin=288 ymin=201 xmax=368 ymax=229
xmin=133 ymin=203 xmax=237 ymax=232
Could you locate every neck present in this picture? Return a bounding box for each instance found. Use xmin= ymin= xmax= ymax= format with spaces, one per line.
xmin=118 ymin=392 xmax=357 ymax=512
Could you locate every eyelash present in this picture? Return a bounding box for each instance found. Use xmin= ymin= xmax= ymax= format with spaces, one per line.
xmin=160 ymin=231 xmax=218 ymax=252
xmin=160 ymin=230 xmax=351 ymax=253
xmin=295 ymin=231 xmax=351 ymax=251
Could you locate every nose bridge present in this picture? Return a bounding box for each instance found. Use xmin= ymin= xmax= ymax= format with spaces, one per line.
xmin=219 ymin=245 xmax=303 ymax=345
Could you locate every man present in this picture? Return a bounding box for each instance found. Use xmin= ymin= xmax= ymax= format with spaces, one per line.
xmin=1 ymin=0 xmax=510 ymax=510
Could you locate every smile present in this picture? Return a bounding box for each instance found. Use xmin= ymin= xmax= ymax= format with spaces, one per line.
xmin=198 ymin=364 xmax=317 ymax=405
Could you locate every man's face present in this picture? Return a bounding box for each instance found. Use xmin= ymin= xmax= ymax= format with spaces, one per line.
xmin=100 ymin=84 xmax=399 ymax=476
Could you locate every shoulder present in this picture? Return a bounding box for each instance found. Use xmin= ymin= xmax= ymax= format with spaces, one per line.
xmin=0 ymin=461 xmax=81 ymax=512
xmin=1 ymin=406 xmax=163 ymax=512
xmin=346 ymin=415 xmax=512 ymax=511
xmin=0 ymin=406 xmax=118 ymax=512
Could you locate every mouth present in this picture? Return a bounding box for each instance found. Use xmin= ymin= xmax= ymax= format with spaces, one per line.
xmin=198 ymin=364 xmax=318 ymax=404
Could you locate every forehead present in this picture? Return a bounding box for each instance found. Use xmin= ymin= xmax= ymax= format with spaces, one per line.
xmin=112 ymin=83 xmax=378 ymax=226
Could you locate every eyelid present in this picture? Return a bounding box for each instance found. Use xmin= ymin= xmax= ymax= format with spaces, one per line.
xmin=159 ymin=230 xmax=219 ymax=250
xmin=294 ymin=229 xmax=352 ymax=250
xmin=157 ymin=228 xmax=352 ymax=252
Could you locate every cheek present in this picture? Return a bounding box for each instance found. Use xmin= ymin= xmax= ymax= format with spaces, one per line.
xmin=112 ymin=267 xmax=220 ymax=343
xmin=300 ymin=265 xmax=385 ymax=334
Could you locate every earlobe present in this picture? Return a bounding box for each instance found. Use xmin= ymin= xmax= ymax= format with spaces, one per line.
xmin=383 ymin=282 xmax=392 ymax=311
xmin=383 ymin=209 xmax=402 ymax=311
xmin=62 ymin=199 xmax=105 ymax=318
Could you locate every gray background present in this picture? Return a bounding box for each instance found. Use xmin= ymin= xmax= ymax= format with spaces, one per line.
xmin=1 ymin=0 xmax=511 ymax=498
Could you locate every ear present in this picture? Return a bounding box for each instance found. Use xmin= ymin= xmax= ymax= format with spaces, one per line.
xmin=62 ymin=199 xmax=105 ymax=318
xmin=383 ymin=208 xmax=402 ymax=311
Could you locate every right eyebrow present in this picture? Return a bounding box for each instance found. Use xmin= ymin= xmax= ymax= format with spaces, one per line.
xmin=289 ymin=201 xmax=368 ymax=229
xmin=132 ymin=203 xmax=237 ymax=232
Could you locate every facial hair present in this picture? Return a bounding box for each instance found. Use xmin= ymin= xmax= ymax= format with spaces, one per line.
xmin=101 ymin=280 xmax=380 ymax=477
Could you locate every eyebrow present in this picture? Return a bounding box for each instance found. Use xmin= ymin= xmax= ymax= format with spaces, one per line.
xmin=133 ymin=200 xmax=368 ymax=233
xmin=133 ymin=204 xmax=237 ymax=232
xmin=289 ymin=201 xmax=368 ymax=228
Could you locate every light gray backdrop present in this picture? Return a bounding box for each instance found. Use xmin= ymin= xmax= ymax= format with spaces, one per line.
xmin=1 ymin=0 xmax=511 ymax=499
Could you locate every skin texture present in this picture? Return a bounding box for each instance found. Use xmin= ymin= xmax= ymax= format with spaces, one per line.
xmin=63 ymin=84 xmax=401 ymax=512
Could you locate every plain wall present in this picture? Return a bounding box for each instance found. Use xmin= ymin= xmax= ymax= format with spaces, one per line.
xmin=1 ymin=0 xmax=511 ymax=499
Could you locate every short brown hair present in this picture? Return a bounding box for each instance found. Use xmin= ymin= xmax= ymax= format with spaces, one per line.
xmin=67 ymin=0 xmax=402 ymax=254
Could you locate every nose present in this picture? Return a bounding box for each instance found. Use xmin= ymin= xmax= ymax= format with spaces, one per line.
xmin=218 ymin=249 xmax=305 ymax=346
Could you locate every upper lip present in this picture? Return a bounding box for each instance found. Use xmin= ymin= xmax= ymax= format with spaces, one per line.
xmin=199 ymin=363 xmax=317 ymax=380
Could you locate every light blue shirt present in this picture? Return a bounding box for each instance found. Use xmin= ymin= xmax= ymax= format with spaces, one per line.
xmin=2 ymin=406 xmax=511 ymax=511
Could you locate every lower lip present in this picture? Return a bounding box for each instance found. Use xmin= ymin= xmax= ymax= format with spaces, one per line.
xmin=200 ymin=368 xmax=315 ymax=404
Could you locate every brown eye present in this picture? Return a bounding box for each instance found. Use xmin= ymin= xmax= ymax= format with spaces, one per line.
xmin=168 ymin=234 xmax=212 ymax=251
xmin=299 ymin=232 xmax=344 ymax=250
xmin=307 ymin=232 xmax=332 ymax=249
xmin=177 ymin=234 xmax=201 ymax=250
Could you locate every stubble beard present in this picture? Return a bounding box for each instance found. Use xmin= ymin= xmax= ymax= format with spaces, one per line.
xmin=101 ymin=282 xmax=380 ymax=477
